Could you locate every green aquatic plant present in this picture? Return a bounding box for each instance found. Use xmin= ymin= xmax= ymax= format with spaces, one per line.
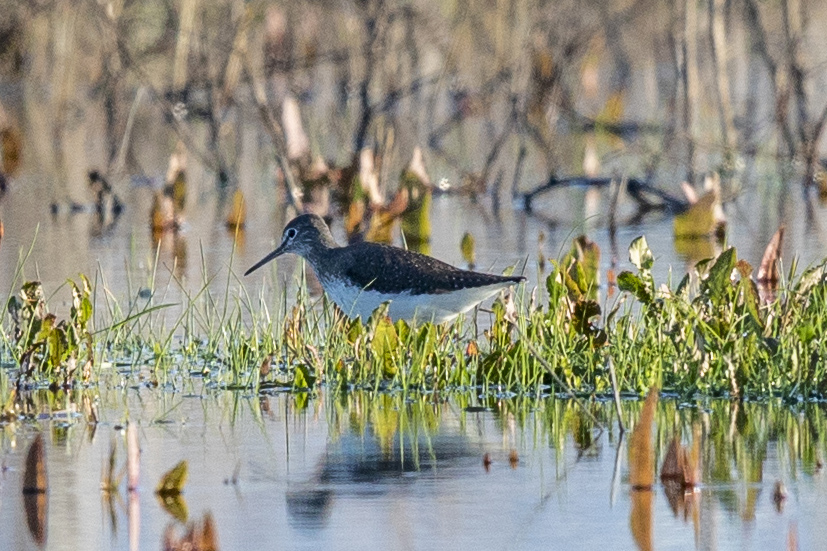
xmin=610 ymin=238 xmax=827 ymax=396
xmin=2 ymin=234 xmax=827 ymax=399
xmin=6 ymin=277 xmax=94 ymax=386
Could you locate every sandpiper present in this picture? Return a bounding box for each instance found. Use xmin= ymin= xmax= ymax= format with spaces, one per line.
xmin=245 ymin=214 xmax=525 ymax=323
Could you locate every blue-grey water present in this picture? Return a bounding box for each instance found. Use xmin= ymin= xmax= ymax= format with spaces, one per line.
xmin=1 ymin=390 xmax=825 ymax=550
xmin=3 ymin=1 xmax=827 ymax=548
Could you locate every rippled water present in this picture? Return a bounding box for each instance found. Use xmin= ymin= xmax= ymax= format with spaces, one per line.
xmin=1 ymin=386 xmax=824 ymax=550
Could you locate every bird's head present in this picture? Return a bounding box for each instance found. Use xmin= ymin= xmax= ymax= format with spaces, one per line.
xmin=244 ymin=214 xmax=336 ymax=276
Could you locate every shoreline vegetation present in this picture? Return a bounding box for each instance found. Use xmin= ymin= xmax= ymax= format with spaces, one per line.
xmin=2 ymin=233 xmax=825 ymax=402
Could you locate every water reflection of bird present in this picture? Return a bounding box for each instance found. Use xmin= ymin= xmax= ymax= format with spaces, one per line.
xmin=245 ymin=214 xmax=525 ymax=323
xmin=286 ymin=431 xmax=474 ymax=530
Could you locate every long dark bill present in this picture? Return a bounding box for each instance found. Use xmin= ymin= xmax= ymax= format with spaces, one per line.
xmin=244 ymin=245 xmax=286 ymax=276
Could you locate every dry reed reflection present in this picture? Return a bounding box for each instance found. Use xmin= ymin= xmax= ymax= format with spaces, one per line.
xmin=21 ymin=434 xmax=48 ymax=546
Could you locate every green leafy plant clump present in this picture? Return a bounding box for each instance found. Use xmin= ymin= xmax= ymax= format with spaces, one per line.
xmin=2 ymin=237 xmax=827 ymax=399
xmin=611 ymin=237 xmax=827 ymax=397
xmin=5 ymin=277 xmax=95 ymax=387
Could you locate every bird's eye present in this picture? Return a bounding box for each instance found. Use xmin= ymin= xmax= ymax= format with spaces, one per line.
xmin=286 ymin=228 xmax=298 ymax=240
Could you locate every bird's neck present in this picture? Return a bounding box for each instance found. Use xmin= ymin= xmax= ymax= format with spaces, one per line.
xmin=302 ymin=231 xmax=340 ymax=272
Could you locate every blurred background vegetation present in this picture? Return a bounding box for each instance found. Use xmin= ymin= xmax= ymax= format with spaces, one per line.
xmin=1 ymin=0 xmax=827 ymax=296
xmin=2 ymin=0 xmax=827 ymax=201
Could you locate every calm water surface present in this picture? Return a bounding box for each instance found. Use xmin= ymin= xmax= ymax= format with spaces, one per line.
xmin=2 ymin=178 xmax=827 ymax=318
xmin=2 ymin=94 xmax=827 ymax=551
xmin=4 ymin=2 xmax=827 ymax=548
xmin=1 ymin=387 xmax=825 ymax=550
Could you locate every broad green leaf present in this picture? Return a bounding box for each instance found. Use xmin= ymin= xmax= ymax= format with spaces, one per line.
xmin=47 ymin=325 xmax=68 ymax=368
xmin=702 ymin=247 xmax=737 ymax=299
xmin=562 ymin=235 xmax=600 ymax=298
xmin=294 ymin=366 xmax=307 ymax=388
xmin=796 ymin=261 xmax=826 ymax=295
xmin=562 ymin=269 xmax=583 ymax=300
xmin=739 ymin=277 xmax=763 ymax=330
xmin=628 ymin=236 xmax=654 ymax=271
xmin=347 ymin=318 xmax=364 ymax=343
xmin=70 ymin=277 xmax=93 ymax=329
xmin=694 ymin=257 xmax=714 ymax=279
xmin=365 ymin=302 xmax=391 ymax=337
xmin=395 ymin=319 xmax=411 ymax=342
xmin=295 ymin=392 xmax=309 ymax=410
xmin=545 ymin=261 xmax=566 ymax=303
xmin=617 ymin=271 xmax=652 ymax=304
xmin=156 ymin=460 xmax=188 ymax=496
xmin=798 ymin=323 xmax=816 ymax=345
xmin=371 ymin=317 xmax=399 ymax=377
xmin=35 ymin=314 xmax=56 ymax=343
xmin=293 ymin=364 xmax=315 ymax=389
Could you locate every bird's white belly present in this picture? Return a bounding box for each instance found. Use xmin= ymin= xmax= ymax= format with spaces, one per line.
xmin=321 ymin=278 xmax=513 ymax=323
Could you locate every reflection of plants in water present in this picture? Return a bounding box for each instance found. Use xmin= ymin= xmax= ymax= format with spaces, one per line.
xmin=162 ymin=511 xmax=219 ymax=551
xmin=22 ymin=435 xmax=48 ymax=546
xmin=309 ymin=386 xmax=827 ymax=529
xmin=322 ymin=390 xmax=606 ymax=478
xmin=327 ymin=392 xmax=442 ymax=464
xmin=644 ymin=399 xmax=827 ymax=521
xmin=3 ymin=381 xmax=825 ymax=503
xmin=156 ymin=460 xmax=189 ymax=523
xmin=0 ymin=387 xmax=100 ymax=432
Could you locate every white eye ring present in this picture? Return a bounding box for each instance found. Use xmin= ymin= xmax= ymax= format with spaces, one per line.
xmin=285 ymin=228 xmax=297 ymax=239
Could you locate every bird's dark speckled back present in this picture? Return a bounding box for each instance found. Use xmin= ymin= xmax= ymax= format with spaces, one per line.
xmin=321 ymin=241 xmax=524 ymax=295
